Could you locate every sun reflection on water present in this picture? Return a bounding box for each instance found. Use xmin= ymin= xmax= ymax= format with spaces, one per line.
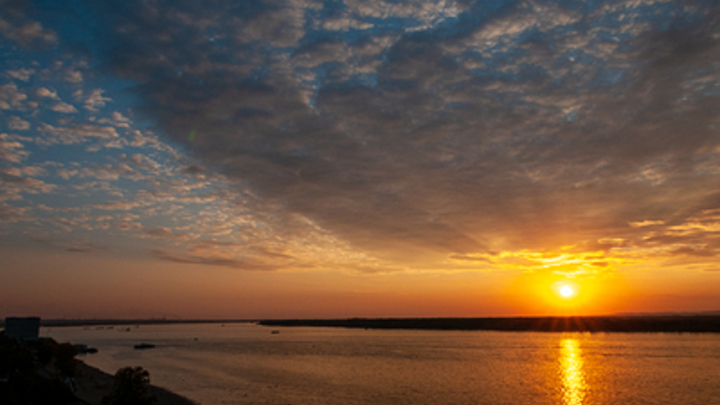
xmin=560 ymin=338 xmax=587 ymax=405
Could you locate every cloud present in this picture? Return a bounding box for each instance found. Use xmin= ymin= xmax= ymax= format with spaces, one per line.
xmin=123 ymin=153 xmax=160 ymax=172
xmin=49 ymin=102 xmax=78 ymax=113
xmin=8 ymin=116 xmax=30 ymax=130
xmin=38 ymin=123 xmax=119 ymax=145
xmin=33 ymin=238 xmax=108 ymax=253
xmin=98 ymin=111 xmax=132 ymax=128
xmin=145 ymin=227 xmax=193 ymax=240
xmin=0 ymin=83 xmax=28 ymax=110
xmin=0 ymin=133 xmax=29 ymax=163
xmin=238 ymin=5 xmax=309 ymax=48
xmin=343 ymin=0 xmax=464 ymax=30
xmin=321 ymin=16 xmax=373 ymax=32
xmin=145 ymin=227 xmax=197 ymax=241
xmin=152 ymin=249 xmax=281 ymax=271
xmin=448 ymin=254 xmax=495 ymax=263
xmin=0 ymin=13 xmax=57 ymax=48
xmin=82 ymin=89 xmax=111 ymax=111
xmin=68 ymin=1 xmax=718 ymax=267
xmin=5 ymin=68 xmax=35 ymax=82
xmin=127 ymin=130 xmax=174 ymax=152
xmin=88 ymin=200 xmax=145 ymax=211
xmin=10 ymin=0 xmax=718 ymax=274
xmin=0 ymin=167 xmax=57 ymax=197
xmin=115 ymin=221 xmax=143 ymax=231
xmin=629 ymin=220 xmax=666 ymax=228
xmin=55 ymin=168 xmax=78 ymax=180
xmin=36 ymin=87 xmax=58 ymax=99
xmin=18 ymin=166 xmax=45 ymax=177
xmin=64 ymin=69 xmax=83 ymax=83
xmin=0 ymin=203 xmax=29 ymax=222
xmin=79 ymin=162 xmax=144 ymax=181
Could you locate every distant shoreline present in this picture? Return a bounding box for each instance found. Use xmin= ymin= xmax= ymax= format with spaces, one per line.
xmin=2 ymin=315 xmax=719 ymax=333
xmin=0 ymin=319 xmax=257 ymax=328
xmin=260 ymin=315 xmax=720 ymax=333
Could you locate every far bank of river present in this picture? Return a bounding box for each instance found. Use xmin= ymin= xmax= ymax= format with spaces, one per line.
xmin=260 ymin=315 xmax=720 ymax=332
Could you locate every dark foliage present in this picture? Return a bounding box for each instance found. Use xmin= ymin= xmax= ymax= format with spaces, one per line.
xmin=0 ymin=334 xmax=77 ymax=405
xmin=54 ymin=343 xmax=78 ymax=378
xmin=102 ymin=366 xmax=157 ymax=405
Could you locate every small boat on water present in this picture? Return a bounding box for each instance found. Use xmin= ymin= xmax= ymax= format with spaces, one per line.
xmin=271 ymin=330 xmax=280 ymax=334
xmin=74 ymin=344 xmax=98 ymax=354
xmin=133 ymin=343 xmax=156 ymax=350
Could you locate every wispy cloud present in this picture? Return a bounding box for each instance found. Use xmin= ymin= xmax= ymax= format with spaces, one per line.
xmin=8 ymin=116 xmax=30 ymax=130
xmin=0 ymin=133 xmax=29 ymax=163
xmin=0 ymin=83 xmax=28 ymax=110
xmin=80 ymin=89 xmax=111 ymax=111
xmin=49 ymin=102 xmax=78 ymax=113
xmin=0 ymin=10 xmax=57 ymax=49
xmin=5 ymin=68 xmax=35 ymax=82
xmin=38 ymin=123 xmax=118 ymax=145
xmin=152 ymin=249 xmax=281 ymax=271
xmin=36 ymin=87 xmax=59 ymax=99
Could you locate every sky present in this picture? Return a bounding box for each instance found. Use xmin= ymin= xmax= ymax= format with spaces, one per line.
xmin=2 ymin=0 xmax=720 ymax=319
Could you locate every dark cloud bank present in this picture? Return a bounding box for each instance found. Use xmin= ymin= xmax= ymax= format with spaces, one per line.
xmin=40 ymin=0 xmax=720 ymax=264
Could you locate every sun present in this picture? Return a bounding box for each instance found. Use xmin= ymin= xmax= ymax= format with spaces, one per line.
xmin=559 ymin=285 xmax=574 ymax=298
xmin=553 ymin=281 xmax=580 ymax=300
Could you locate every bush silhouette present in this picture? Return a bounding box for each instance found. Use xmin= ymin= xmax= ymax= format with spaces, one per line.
xmin=102 ymin=366 xmax=157 ymax=405
xmin=54 ymin=343 xmax=78 ymax=378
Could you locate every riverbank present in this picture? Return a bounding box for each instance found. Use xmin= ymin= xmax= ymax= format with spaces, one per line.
xmin=260 ymin=315 xmax=720 ymax=333
xmin=74 ymin=361 xmax=198 ymax=405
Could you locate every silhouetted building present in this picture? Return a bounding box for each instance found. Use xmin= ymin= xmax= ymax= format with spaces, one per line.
xmin=4 ymin=317 xmax=40 ymax=341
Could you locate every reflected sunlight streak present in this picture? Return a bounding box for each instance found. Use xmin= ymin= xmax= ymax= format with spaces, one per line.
xmin=560 ymin=338 xmax=587 ymax=405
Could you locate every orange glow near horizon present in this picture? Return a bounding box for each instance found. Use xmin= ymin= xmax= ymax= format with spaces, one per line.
xmin=458 ymin=246 xmax=636 ymax=314
xmin=2 ymin=242 xmax=719 ymax=319
xmin=504 ymin=251 xmax=634 ymax=316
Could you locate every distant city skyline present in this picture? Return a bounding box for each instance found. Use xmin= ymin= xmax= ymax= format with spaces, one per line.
xmin=2 ymin=0 xmax=720 ymax=319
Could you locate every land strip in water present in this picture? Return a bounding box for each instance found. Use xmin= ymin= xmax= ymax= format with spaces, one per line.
xmin=0 ymin=319 xmax=255 ymax=328
xmin=259 ymin=316 xmax=720 ymax=333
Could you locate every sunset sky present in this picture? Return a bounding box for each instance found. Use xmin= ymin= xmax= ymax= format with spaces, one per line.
xmin=2 ymin=0 xmax=720 ymax=319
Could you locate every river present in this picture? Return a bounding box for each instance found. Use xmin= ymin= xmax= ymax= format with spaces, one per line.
xmin=44 ymin=323 xmax=720 ymax=405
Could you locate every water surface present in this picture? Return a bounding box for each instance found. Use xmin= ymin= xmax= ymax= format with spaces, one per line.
xmin=45 ymin=323 xmax=720 ymax=405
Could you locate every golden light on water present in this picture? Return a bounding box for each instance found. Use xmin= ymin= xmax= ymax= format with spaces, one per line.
xmin=560 ymin=338 xmax=587 ymax=405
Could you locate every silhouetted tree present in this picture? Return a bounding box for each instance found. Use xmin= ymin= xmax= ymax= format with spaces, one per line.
xmin=54 ymin=343 xmax=77 ymax=378
xmin=102 ymin=366 xmax=157 ymax=405
xmin=34 ymin=338 xmax=56 ymax=366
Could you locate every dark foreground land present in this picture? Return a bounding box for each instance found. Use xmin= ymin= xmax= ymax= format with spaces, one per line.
xmin=260 ymin=315 xmax=720 ymax=333
xmin=0 ymin=334 xmax=197 ymax=405
xmin=74 ymin=361 xmax=197 ymax=405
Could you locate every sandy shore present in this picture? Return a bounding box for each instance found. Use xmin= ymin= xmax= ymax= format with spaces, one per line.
xmin=74 ymin=361 xmax=199 ymax=405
